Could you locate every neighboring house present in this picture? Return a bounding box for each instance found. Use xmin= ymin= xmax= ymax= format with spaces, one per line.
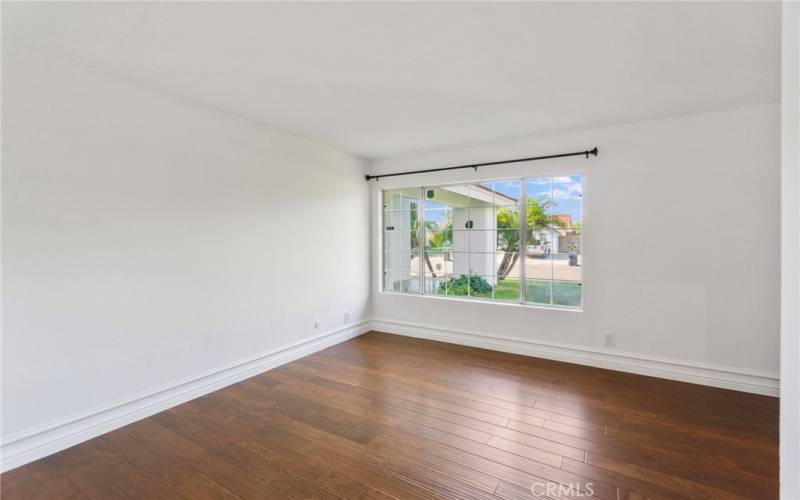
xmin=529 ymin=214 xmax=581 ymax=256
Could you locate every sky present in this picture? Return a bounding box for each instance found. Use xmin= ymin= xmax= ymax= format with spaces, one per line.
xmin=520 ymin=175 xmax=583 ymax=225
xmin=422 ymin=175 xmax=583 ymax=226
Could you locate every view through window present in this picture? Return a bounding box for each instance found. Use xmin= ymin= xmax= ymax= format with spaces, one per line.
xmin=382 ymin=175 xmax=583 ymax=308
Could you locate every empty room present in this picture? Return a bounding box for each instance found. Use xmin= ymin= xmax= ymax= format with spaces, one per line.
xmin=2 ymin=1 xmax=799 ymax=499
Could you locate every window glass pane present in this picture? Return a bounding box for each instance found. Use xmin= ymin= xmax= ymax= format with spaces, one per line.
xmin=383 ymin=252 xmax=418 ymax=286
xmin=496 ymin=252 xmax=520 ymax=279
xmin=553 ymin=281 xmax=582 ymax=307
xmin=526 ymin=195 xmax=554 ymax=238
xmin=496 ymin=207 xmax=520 ymax=229
xmin=384 ymin=250 xmax=421 ymax=293
xmin=401 ymin=275 xmax=421 ymax=293
xmin=494 ymin=277 xmax=520 ymax=302
xmin=554 ymin=233 xmax=582 ymax=283
xmin=383 ymin=272 xmax=420 ymax=294
xmin=383 ymin=188 xmax=419 ymax=210
xmin=525 ymin=280 xmax=553 ymax=305
xmin=423 ymin=251 xmax=452 ymax=277
xmin=467 ymin=184 xmax=498 ymax=208
xmin=383 ymin=209 xmax=414 ymax=228
xmin=525 ymin=177 xmax=552 ymax=205
xmin=550 ymin=175 xmax=583 ymax=225
xmin=489 ymin=180 xmax=521 ymax=204
xmin=424 ymin=186 xmax=473 ymax=208
xmin=383 ymin=228 xmax=419 ymax=253
xmin=469 ymin=275 xmax=494 ymax=299
xmin=468 ymin=252 xmax=495 ymax=277
xmin=425 ymin=229 xmax=452 ymax=252
xmin=466 ymin=230 xmax=494 ymax=259
xmin=382 ymin=189 xmax=421 ymax=294
xmin=423 ymin=207 xmax=452 ymax=227
xmin=526 ymin=253 xmax=554 ymax=283
xmin=497 ymin=228 xmax=520 ymax=252
xmin=468 ymin=207 xmax=495 ymax=230
xmin=440 ymin=274 xmax=471 ymax=297
xmin=449 ymin=251 xmax=470 ymax=278
xmin=451 ymin=229 xmax=470 ymax=255
xmin=383 ymin=272 xmax=402 ymax=293
xmin=429 ymin=274 xmax=453 ymax=295
xmin=526 ymin=228 xmax=555 ymax=280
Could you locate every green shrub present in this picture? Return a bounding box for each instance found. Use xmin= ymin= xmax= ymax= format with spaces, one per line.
xmin=442 ymin=275 xmax=492 ymax=295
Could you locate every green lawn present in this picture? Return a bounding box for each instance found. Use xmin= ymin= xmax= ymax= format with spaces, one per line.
xmin=435 ymin=277 xmax=581 ymax=307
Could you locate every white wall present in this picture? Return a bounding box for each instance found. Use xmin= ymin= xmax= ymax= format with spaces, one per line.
xmin=370 ymin=103 xmax=780 ymax=392
xmin=1 ymin=44 xmax=370 ymax=442
xmin=781 ymin=2 xmax=800 ymax=497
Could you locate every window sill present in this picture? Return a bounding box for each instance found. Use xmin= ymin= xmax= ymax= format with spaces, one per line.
xmin=378 ymin=290 xmax=583 ymax=312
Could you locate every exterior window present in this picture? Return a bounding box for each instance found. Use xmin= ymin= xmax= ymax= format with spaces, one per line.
xmin=381 ymin=175 xmax=583 ymax=309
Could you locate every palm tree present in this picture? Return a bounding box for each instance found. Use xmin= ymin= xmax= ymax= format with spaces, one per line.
xmin=496 ymin=197 xmax=565 ymax=280
xmin=410 ymin=212 xmax=452 ymax=278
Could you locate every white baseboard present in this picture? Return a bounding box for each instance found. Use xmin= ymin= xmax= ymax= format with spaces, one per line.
xmin=0 ymin=320 xmax=370 ymax=473
xmin=371 ymin=318 xmax=780 ymax=397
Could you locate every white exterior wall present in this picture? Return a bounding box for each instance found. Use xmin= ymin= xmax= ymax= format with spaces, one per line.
xmin=452 ymin=206 xmax=495 ymax=280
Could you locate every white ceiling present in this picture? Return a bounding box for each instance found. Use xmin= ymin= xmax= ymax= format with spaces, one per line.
xmin=3 ymin=2 xmax=780 ymax=159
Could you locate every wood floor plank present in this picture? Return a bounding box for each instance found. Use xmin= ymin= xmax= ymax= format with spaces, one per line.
xmin=368 ymin=437 xmax=500 ymax=494
xmin=371 ymin=432 xmax=616 ymax=499
xmin=319 ymin=351 xmax=616 ymax=433
xmin=8 ymin=457 xmax=85 ymax=499
xmin=296 ymin=356 xmax=515 ymax=427
xmin=585 ymin=453 xmax=755 ymax=500
xmin=259 ymin=368 xmax=495 ymax=443
xmin=174 ymin=473 xmax=242 ymax=500
xmin=277 ymin=362 xmax=508 ymax=434
xmin=130 ymin=418 xmax=293 ymax=500
xmin=152 ymin=406 xmax=356 ymax=500
xmin=157 ymin=391 xmax=434 ymax=500
xmin=46 ymin=446 xmax=138 ymax=500
xmin=0 ymin=470 xmax=34 ymax=499
xmin=253 ymin=412 xmax=456 ymax=500
xmin=0 ymin=331 xmax=779 ymax=500
xmin=78 ymin=434 xmax=188 ymax=500
xmin=507 ymin=417 xmax=775 ymax=497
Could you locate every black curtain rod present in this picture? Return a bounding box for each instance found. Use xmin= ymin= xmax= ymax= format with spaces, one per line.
xmin=365 ymin=147 xmax=598 ymax=181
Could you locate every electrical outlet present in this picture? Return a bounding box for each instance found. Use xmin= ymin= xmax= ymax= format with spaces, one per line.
xmin=314 ymin=320 xmax=321 ymax=329
xmin=602 ymin=333 xmax=616 ymax=348
xmin=344 ymin=312 xmax=350 ymax=322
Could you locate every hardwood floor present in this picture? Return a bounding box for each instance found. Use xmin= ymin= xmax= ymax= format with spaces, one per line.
xmin=1 ymin=331 xmax=779 ymax=499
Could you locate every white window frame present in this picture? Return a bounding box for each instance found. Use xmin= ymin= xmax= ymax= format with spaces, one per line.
xmin=380 ymin=173 xmax=583 ymax=310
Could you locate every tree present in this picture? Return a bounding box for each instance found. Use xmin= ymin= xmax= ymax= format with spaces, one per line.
xmin=410 ymin=211 xmax=452 ymax=278
xmin=496 ymin=197 xmax=565 ymax=280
